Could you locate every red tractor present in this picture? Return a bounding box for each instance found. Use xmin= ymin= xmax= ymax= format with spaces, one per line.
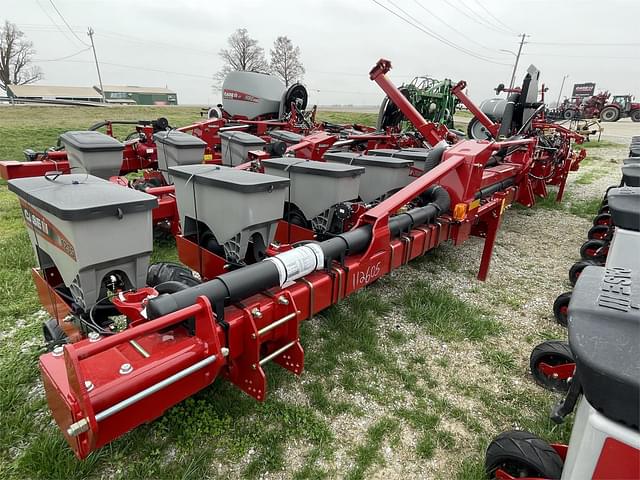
xmin=599 ymin=94 xmax=640 ymax=122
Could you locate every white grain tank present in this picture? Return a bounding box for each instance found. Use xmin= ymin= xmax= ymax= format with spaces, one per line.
xmin=170 ymin=164 xmax=289 ymax=263
xmin=59 ymin=131 xmax=124 ymax=180
xmin=8 ymin=174 xmax=157 ymax=310
xmin=222 ymin=71 xmax=285 ymax=119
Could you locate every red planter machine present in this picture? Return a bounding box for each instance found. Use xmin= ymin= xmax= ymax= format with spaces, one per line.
xmin=8 ymin=59 xmax=586 ymax=459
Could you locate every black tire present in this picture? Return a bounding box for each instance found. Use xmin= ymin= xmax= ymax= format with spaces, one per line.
xmin=592 ymin=212 xmax=611 ymax=226
xmin=569 ymin=259 xmax=598 ymax=286
xmin=580 ymin=239 xmax=607 ymax=262
xmin=530 ymin=341 xmax=575 ymax=392
xmin=587 ymin=225 xmax=610 ymax=241
xmin=42 ymin=318 xmax=68 ymax=350
xmin=553 ymin=292 xmax=572 ymax=327
xmin=563 ymin=109 xmax=575 ymax=120
xmin=485 ymin=430 xmax=563 ymax=479
xmin=467 ymin=117 xmax=492 ymax=140
xmin=597 ymin=204 xmax=610 ymax=215
xmin=631 ymin=110 xmax=640 ymax=123
xmin=600 ymin=106 xmax=620 ymax=122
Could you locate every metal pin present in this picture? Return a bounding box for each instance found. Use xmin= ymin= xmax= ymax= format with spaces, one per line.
xmin=52 ymin=346 xmax=64 ymax=357
xmin=129 ymin=340 xmax=150 ymax=358
xmin=251 ymin=308 xmax=262 ymax=319
xmin=277 ymin=296 xmax=289 ymax=305
xmin=88 ymin=332 xmax=101 ymax=343
xmin=84 ymin=380 xmax=94 ymax=392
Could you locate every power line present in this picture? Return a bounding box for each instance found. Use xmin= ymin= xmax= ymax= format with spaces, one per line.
xmin=50 ymin=59 xmax=214 ymax=79
xmin=470 ymin=0 xmax=518 ymax=34
xmin=461 ymin=0 xmax=517 ymax=35
xmin=528 ymin=41 xmax=640 ymax=47
xmin=34 ymin=0 xmax=78 ymax=47
xmin=47 ymin=0 xmax=90 ymax=46
xmin=440 ymin=0 xmax=515 ymax=38
xmin=371 ymin=0 xmax=511 ymax=66
xmin=411 ymin=0 xmax=502 ymax=53
xmin=34 ymin=47 xmax=90 ymax=62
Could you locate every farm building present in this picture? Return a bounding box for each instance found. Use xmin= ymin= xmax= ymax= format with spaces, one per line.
xmin=6 ymin=84 xmax=103 ymax=102
xmin=94 ymin=85 xmax=178 ymax=105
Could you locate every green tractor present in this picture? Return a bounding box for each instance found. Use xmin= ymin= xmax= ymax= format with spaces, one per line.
xmin=377 ymin=76 xmax=460 ymax=131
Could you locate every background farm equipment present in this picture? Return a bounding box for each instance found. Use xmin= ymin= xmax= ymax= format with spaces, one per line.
xmin=548 ymin=92 xmax=640 ymax=122
xmin=376 ymin=76 xmax=460 ymax=131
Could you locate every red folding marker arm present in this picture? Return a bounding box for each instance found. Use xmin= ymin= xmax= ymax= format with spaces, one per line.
xmin=369 ymin=59 xmax=447 ymax=147
xmin=451 ymin=81 xmax=500 ymax=138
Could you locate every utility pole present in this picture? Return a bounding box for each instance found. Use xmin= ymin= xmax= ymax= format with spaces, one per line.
xmin=87 ymin=27 xmax=106 ymax=103
xmin=556 ymin=74 xmax=569 ymax=108
xmin=508 ymin=33 xmax=528 ymax=90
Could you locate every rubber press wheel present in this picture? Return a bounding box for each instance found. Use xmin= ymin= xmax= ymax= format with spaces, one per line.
xmin=580 ymin=239 xmax=607 ymax=263
xmin=569 ymin=259 xmax=598 ymax=286
xmin=592 ymin=212 xmax=611 ymax=227
xmin=553 ymin=292 xmax=572 ymax=327
xmin=587 ymin=225 xmax=610 ymax=241
xmin=485 ymin=430 xmax=563 ymax=479
xmin=530 ymin=341 xmax=575 ymax=392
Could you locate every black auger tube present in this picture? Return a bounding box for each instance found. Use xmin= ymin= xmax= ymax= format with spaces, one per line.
xmin=146 ymin=185 xmax=452 ymax=319
xmin=474 ymin=178 xmax=515 ymax=200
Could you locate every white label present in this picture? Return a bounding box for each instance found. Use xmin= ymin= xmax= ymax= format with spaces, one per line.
xmin=266 ymin=243 xmax=324 ymax=285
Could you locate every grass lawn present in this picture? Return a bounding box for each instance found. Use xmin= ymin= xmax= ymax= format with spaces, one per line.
xmin=0 ymin=106 xmax=625 ymax=479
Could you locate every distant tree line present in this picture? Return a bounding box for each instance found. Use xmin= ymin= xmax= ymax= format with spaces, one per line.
xmin=215 ymin=28 xmax=305 ymax=88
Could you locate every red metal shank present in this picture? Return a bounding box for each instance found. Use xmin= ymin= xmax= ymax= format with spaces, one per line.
xmin=369 ymin=59 xmax=446 ymax=147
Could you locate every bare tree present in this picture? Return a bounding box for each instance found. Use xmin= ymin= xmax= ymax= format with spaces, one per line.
xmin=0 ymin=21 xmax=43 ymax=92
xmin=269 ymin=36 xmax=304 ymax=87
xmin=214 ymin=28 xmax=268 ymax=89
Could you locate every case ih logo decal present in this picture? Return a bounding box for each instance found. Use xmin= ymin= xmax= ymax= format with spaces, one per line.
xmin=223 ymin=89 xmax=260 ymax=103
xmin=20 ymin=200 xmax=76 ymax=261
xmin=598 ymin=267 xmax=639 ymax=312
xmin=571 ymin=82 xmax=596 ymax=98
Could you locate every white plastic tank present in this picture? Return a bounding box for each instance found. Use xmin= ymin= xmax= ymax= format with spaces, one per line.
xmin=222 ymin=71 xmax=285 ymax=119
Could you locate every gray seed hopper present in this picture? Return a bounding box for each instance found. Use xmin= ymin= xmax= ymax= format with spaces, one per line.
xmin=327 ymin=154 xmax=412 ymax=203
xmin=261 ymin=158 xmax=364 ymax=232
xmin=8 ymin=174 xmax=157 ymax=310
xmin=153 ymin=130 xmax=207 ymax=184
xmin=220 ymin=131 xmax=266 ymax=166
xmin=59 ymin=131 xmax=124 ymax=180
xmin=170 ymin=164 xmax=289 ymax=263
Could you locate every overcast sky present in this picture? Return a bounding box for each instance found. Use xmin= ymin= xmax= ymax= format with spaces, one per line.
xmin=5 ymin=0 xmax=640 ymax=106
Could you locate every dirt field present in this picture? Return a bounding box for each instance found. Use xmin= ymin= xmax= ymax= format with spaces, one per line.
xmin=0 ymin=106 xmax=633 ymax=479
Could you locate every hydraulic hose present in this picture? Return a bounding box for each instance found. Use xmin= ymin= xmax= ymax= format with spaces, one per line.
xmin=146 ymin=186 xmax=451 ymax=319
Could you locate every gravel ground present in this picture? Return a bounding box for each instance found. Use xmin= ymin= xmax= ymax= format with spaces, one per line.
xmin=247 ymin=141 xmax=630 ymax=479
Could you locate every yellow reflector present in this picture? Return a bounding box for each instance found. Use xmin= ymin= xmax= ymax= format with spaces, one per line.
xmin=203 ymin=154 xmax=213 ymax=162
xmin=453 ymin=203 xmax=467 ymax=221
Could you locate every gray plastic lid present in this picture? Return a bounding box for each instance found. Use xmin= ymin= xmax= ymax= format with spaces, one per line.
xmin=169 ymin=164 xmax=289 ymax=193
xmin=331 ymin=154 xmax=412 ymax=169
xmin=323 ymin=151 xmax=361 ymax=162
xmin=8 ymin=174 xmax=157 ymax=221
xmin=60 ymin=131 xmax=124 ymax=152
xmin=153 ymin=130 xmax=206 ymax=149
xmin=268 ymin=130 xmax=304 ymax=144
xmin=366 ymin=149 xmax=400 ymax=157
xmin=391 ymin=149 xmax=432 ymax=161
xmin=622 ymin=164 xmax=640 ymax=187
xmin=262 ymin=157 xmax=365 ymax=178
xmin=219 ymin=131 xmax=266 ymax=146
